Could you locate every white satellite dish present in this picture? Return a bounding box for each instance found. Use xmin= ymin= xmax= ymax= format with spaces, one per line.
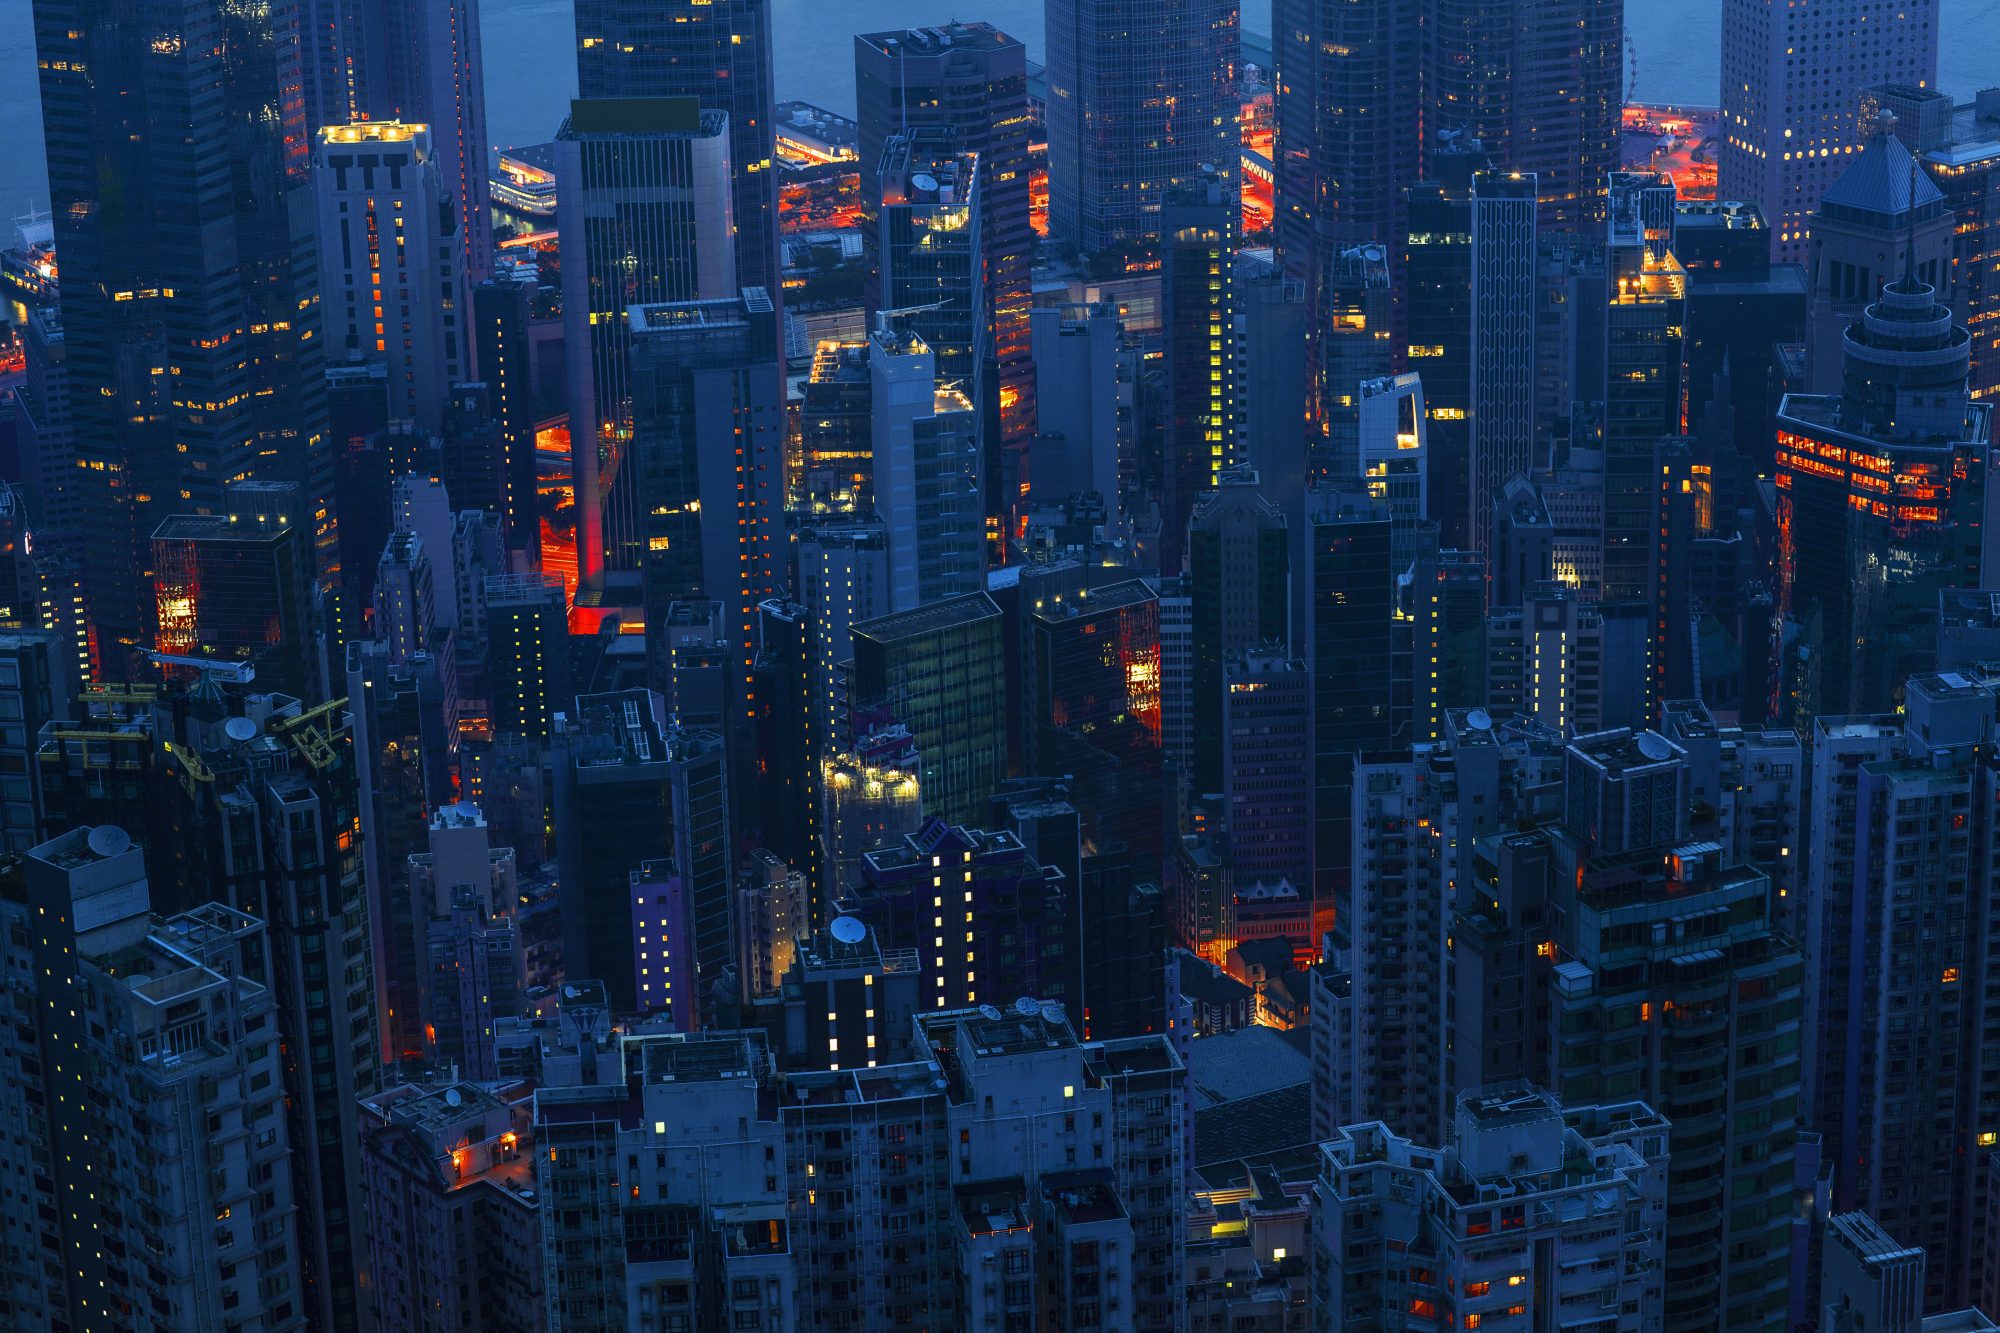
xmin=87 ymin=826 xmax=132 ymax=858
xmin=563 ymin=984 xmax=580 ymax=999
xmin=910 ymin=172 xmax=940 ymax=194
xmin=1636 ymin=733 xmax=1674 ymax=762
xmin=1466 ymin=708 xmax=1493 ymax=731
xmin=830 ymin=916 xmax=867 ymax=946
xmin=1014 ymin=997 xmax=1039 ymax=1018
xmin=224 ymin=717 xmax=258 ymax=743
xmin=443 ymin=1087 xmax=462 ymax=1108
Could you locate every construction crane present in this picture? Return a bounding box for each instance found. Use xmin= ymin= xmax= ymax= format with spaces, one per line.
xmin=145 ymin=651 xmax=256 ymax=684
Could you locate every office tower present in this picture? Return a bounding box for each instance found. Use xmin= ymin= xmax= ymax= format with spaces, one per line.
xmin=1159 ymin=170 xmax=1238 ymax=579
xmin=302 ymin=0 xmax=493 ymax=279
xmin=1600 ymin=173 xmax=1687 ymax=605
xmin=531 ymin=1002 xmax=1185 ymax=1331
xmin=1359 ymin=372 xmax=1431 ymax=573
xmin=1902 ymin=89 xmax=2000 ymax=406
xmin=358 ymin=1081 xmax=541 ymax=1332
xmin=1022 ymin=579 xmax=1165 ymax=860
xmin=0 ymin=830 xmax=304 ymax=1331
xmin=626 ymin=292 xmax=785 ymax=700
xmin=854 ymin=23 xmax=1035 ymax=480
xmin=1674 ymin=200 xmax=1810 ymax=511
xmin=575 ymin=0 xmax=780 ymax=303
xmin=1407 ymin=171 xmax=1480 ymax=548
xmin=483 ymin=572 xmax=571 ymax=745
xmin=1306 ymin=493 xmax=1394 ymax=933
xmin=1469 ymin=172 xmax=1540 ymax=557
xmin=876 ymin=135 xmax=984 ymax=402
xmin=850 ymin=819 xmax=1069 ymax=1011
xmin=1319 ymin=244 xmax=1396 ymax=488
xmin=1718 ymin=0 xmax=1939 ymax=264
xmin=556 ymin=98 xmax=735 ymax=583
xmin=553 ymin=690 xmax=731 ymax=1018
xmin=1549 ymin=731 xmax=1802 ymax=1333
xmin=314 ymin=123 xmax=468 ymax=432
xmin=1774 ymin=268 xmax=1992 ymax=722
xmin=848 ymin=594 xmax=1006 ymax=827
xmin=1405 ymin=546 xmax=1485 ymax=744
xmin=1221 ymin=649 xmax=1313 ymax=891
xmin=1274 ymin=0 xmax=1420 ymax=407
xmin=1803 ymin=676 xmax=2000 ymax=1311
xmin=1029 ymin=303 xmax=1127 ymax=517
xmin=628 ymin=857 xmax=695 ymax=1023
xmin=1428 ymin=0 xmax=1621 ymax=229
xmin=866 ymin=329 xmax=985 ymax=608
xmin=0 ymin=632 xmax=70 ymax=851
xmin=1659 ymin=698 xmax=1805 ymax=937
xmin=1233 ymin=268 xmax=1312 ymax=589
xmin=796 ymin=514 xmax=893 ymax=768
xmin=1312 ymin=1089 xmax=1669 ymax=1323
xmin=472 ymin=276 xmax=541 ymax=561
xmin=14 ymin=307 xmax=77 ymax=545
xmin=1185 ymin=477 xmax=1290 ymax=794
xmin=1483 ymin=583 xmax=1606 ymax=734
xmin=436 ymin=388 xmax=506 ymax=526
xmin=1043 ymin=0 xmax=1238 ymax=253
xmin=34 ymin=0 xmax=330 ymax=676
xmin=800 ymin=339 xmax=877 ymax=513
xmin=150 ymin=481 xmax=321 ymax=702
xmin=155 ymin=689 xmax=379 ymax=1331
xmin=1804 ymin=123 xmax=1956 ymax=394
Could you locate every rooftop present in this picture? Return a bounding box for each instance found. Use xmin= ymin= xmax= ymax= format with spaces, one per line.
xmin=857 ymin=22 xmax=1023 ymax=56
xmin=852 ymin=591 xmax=1001 ymax=644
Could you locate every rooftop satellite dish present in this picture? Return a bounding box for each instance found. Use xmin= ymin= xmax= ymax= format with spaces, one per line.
xmin=1466 ymin=708 xmax=1493 ymax=731
xmin=910 ymin=172 xmax=940 ymax=194
xmin=562 ymin=984 xmax=580 ymax=999
xmin=1636 ymin=733 xmax=1674 ymax=762
xmin=830 ymin=915 xmax=868 ymax=946
xmin=224 ymin=717 xmax=258 ymax=743
xmin=86 ymin=826 xmax=132 ymax=859
xmin=443 ymin=1088 xmax=462 ymax=1108
xmin=1014 ymin=997 xmax=1040 ymax=1018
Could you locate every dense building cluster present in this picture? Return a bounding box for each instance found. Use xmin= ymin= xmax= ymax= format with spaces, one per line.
xmin=5 ymin=0 xmax=2000 ymax=1328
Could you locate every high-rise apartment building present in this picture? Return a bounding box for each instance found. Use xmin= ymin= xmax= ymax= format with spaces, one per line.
xmin=575 ymin=0 xmax=780 ymax=301
xmin=1311 ymin=1088 xmax=1670 ymax=1327
xmin=34 ymin=0 xmax=331 ymax=674
xmin=358 ymin=1080 xmax=541 ymax=1331
xmin=865 ymin=330 xmax=985 ymax=609
xmin=0 ymin=831 xmax=305 ymax=1331
xmin=1044 ymin=0 xmax=1239 ymax=253
xmin=1719 ymin=0 xmax=1939 ymax=263
xmin=1549 ymin=730 xmax=1803 ymax=1333
xmin=556 ymin=98 xmax=736 ymax=582
xmin=1804 ymin=675 xmax=2000 ymax=1311
xmin=314 ymin=123 xmax=469 ymax=432
xmin=154 ymin=689 xmax=380 ymax=1332
xmin=1185 ymin=476 xmax=1291 ymax=793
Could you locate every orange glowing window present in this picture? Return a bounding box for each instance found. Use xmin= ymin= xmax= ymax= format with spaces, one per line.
xmin=1944 ymin=967 xmax=1961 ymax=984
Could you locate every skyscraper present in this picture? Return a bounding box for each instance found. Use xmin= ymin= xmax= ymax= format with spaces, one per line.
xmin=1044 ymin=0 xmax=1240 ymax=253
xmin=302 ymin=0 xmax=493 ymax=282
xmin=575 ymin=0 xmax=781 ymax=301
xmin=556 ymin=98 xmax=736 ymax=582
xmin=1775 ymin=265 xmax=1992 ymax=721
xmin=854 ymin=23 xmax=1036 ymax=495
xmin=865 ymin=330 xmax=985 ymax=610
xmin=1161 ymin=171 xmax=1238 ymax=577
xmin=1718 ymin=0 xmax=1940 ymax=263
xmin=1427 ymin=0 xmax=1622 ymax=228
xmin=34 ymin=0 xmax=331 ymax=676
xmin=1469 ymin=171 xmax=1541 ymax=557
xmin=314 ymin=123 xmax=469 ymax=432
xmin=626 ymin=292 xmax=786 ymax=711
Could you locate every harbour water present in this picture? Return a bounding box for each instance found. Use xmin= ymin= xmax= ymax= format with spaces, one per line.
xmin=0 ymin=0 xmax=1995 ymax=221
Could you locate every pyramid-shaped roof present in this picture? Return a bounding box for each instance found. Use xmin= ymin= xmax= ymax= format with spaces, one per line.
xmin=1819 ymin=127 xmax=1946 ymax=220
